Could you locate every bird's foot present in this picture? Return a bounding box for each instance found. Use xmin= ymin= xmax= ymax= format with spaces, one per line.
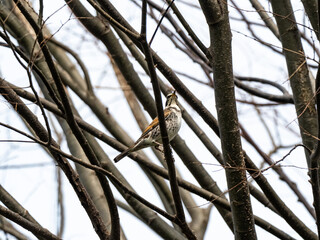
xmin=154 ymin=143 xmax=164 ymax=153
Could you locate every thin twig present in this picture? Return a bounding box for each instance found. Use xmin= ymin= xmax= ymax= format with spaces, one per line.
xmin=49 ymin=38 xmax=94 ymax=95
xmin=0 ymin=206 xmax=60 ymax=240
xmin=149 ymin=0 xmax=174 ymax=46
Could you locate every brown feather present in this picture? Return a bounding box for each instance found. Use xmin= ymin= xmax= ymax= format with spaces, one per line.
xmin=140 ymin=109 xmax=171 ymax=137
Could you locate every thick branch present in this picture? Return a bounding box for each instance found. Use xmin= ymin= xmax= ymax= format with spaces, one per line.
xmin=270 ymin=0 xmax=317 ymax=165
xmin=199 ymin=0 xmax=257 ymax=239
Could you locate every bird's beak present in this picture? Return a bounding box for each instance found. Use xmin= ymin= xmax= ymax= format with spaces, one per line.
xmin=172 ymin=90 xmax=177 ymax=97
xmin=165 ymin=90 xmax=177 ymax=106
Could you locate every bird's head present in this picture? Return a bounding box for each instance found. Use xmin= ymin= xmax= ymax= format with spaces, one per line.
xmin=165 ymin=90 xmax=178 ymax=107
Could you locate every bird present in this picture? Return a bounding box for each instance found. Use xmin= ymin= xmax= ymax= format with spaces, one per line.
xmin=114 ymin=90 xmax=182 ymax=162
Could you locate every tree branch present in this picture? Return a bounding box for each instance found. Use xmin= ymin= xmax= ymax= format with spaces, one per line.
xmin=0 ymin=77 xmax=110 ymax=240
xmin=199 ymin=0 xmax=257 ymax=238
xmin=139 ymin=1 xmax=196 ymax=239
xmin=0 ymin=205 xmax=60 ymax=240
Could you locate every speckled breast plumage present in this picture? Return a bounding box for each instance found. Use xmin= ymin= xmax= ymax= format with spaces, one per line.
xmin=150 ymin=106 xmax=182 ymax=144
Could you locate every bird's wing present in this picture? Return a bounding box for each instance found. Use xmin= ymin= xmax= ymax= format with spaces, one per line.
xmin=139 ymin=109 xmax=171 ymax=138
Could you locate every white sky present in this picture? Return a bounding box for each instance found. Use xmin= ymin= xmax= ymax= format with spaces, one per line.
xmin=0 ymin=0 xmax=317 ymax=239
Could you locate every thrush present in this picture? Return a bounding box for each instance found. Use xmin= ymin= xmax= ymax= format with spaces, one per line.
xmin=114 ymin=91 xmax=181 ymax=162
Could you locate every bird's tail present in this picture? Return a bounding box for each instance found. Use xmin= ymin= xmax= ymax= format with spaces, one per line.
xmin=114 ymin=148 xmax=131 ymax=163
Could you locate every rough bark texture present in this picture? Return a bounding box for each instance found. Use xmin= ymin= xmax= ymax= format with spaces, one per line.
xmin=270 ymin=0 xmax=317 ymax=166
xmin=199 ymin=1 xmax=257 ymax=239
